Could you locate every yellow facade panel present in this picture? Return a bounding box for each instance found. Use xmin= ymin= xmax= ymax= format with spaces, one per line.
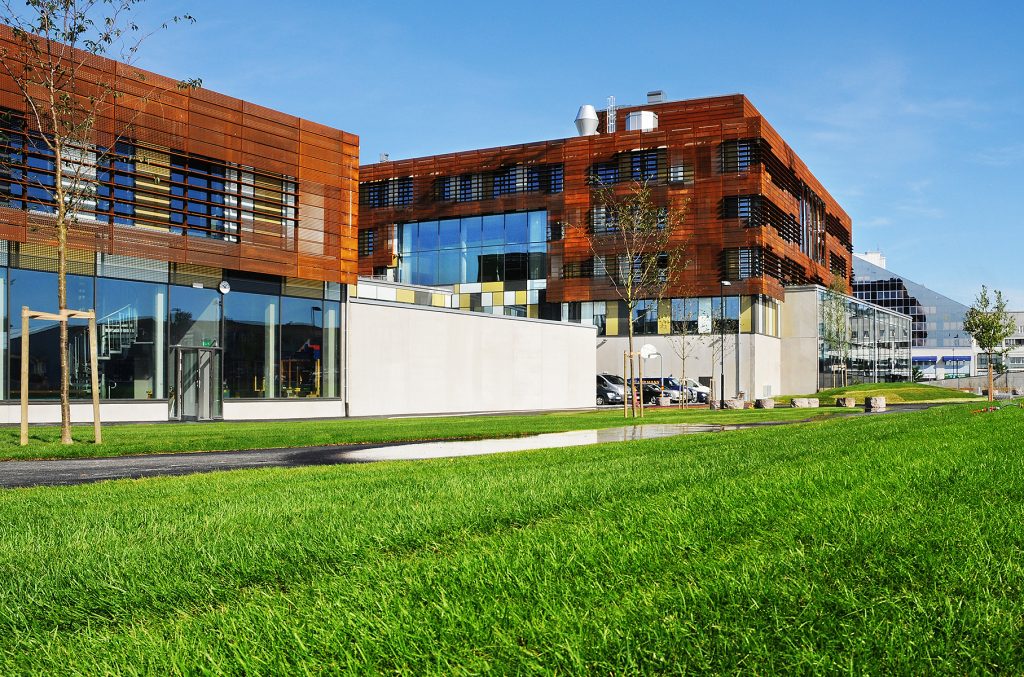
xmin=740 ymin=296 xmax=752 ymax=333
xmin=658 ymin=299 xmax=671 ymax=335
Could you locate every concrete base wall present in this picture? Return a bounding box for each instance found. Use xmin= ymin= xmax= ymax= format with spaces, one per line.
xmin=222 ymin=399 xmax=345 ymax=421
xmin=929 ymin=372 xmax=1024 ymax=392
xmin=0 ymin=400 xmax=167 ymax=425
xmin=347 ymin=299 xmax=595 ymax=417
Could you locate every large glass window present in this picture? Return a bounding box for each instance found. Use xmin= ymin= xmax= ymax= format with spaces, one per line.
xmin=223 ymin=291 xmax=278 ymax=398
xmin=397 ymin=211 xmax=548 ymax=286
xmin=280 ymin=297 xmax=325 ymax=398
xmin=632 ymin=300 xmax=658 ymax=335
xmin=169 ymin=285 xmax=221 ymax=348
xmin=9 ymin=270 xmax=94 ymax=400
xmin=95 ymin=278 xmax=167 ymax=400
xmin=322 ymin=301 xmax=341 ymax=398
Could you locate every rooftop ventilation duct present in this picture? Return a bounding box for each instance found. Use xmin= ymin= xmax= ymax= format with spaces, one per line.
xmin=647 ymin=90 xmax=665 ymax=104
xmin=575 ymin=104 xmax=599 ymax=136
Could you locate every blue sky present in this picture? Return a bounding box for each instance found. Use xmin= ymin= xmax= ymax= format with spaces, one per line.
xmin=128 ymin=1 xmax=1023 ymax=307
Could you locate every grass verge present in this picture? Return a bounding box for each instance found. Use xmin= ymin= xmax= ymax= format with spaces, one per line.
xmin=0 ymin=402 xmax=1022 ymax=672
xmin=1 ymin=405 xmax=845 ymax=461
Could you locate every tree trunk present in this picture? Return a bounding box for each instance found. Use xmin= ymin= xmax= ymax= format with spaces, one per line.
xmin=988 ymin=352 xmax=995 ymax=402
xmin=58 ymin=216 xmax=71 ymax=444
xmin=679 ymin=347 xmax=685 ymax=408
xmin=55 ymin=147 xmax=72 ymax=444
xmin=627 ymin=324 xmax=636 ymax=418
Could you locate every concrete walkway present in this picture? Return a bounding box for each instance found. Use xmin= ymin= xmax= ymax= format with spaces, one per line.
xmin=1 ymin=422 xmax=757 ymax=489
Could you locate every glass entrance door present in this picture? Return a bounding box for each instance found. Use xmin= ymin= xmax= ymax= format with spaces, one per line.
xmin=170 ymin=346 xmax=223 ymax=421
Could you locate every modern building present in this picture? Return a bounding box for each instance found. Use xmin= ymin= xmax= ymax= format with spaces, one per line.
xmin=0 ymin=26 xmax=594 ymax=422
xmin=358 ymin=92 xmax=908 ymax=397
xmin=852 ymin=252 xmax=975 ymax=379
xmin=978 ymin=311 xmax=1024 ymax=375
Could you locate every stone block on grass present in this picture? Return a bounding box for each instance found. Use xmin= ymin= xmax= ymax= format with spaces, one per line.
xmin=836 ymin=397 xmax=857 ymax=408
xmin=723 ymin=399 xmax=744 ymax=410
xmin=865 ymin=396 xmax=886 ymax=412
xmin=755 ymin=398 xmax=775 ymax=409
xmin=791 ymin=398 xmax=819 ymax=408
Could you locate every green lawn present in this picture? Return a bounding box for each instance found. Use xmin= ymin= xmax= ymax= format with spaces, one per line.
xmin=1 ymin=405 xmax=845 ymax=461
xmin=1 ymin=402 xmax=1022 ymax=673
xmin=777 ymin=380 xmax=982 ymax=405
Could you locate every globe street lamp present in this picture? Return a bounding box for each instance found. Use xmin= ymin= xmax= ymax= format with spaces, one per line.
xmin=719 ymin=280 xmax=732 ymax=408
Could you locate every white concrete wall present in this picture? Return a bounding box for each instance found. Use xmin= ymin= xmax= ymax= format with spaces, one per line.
xmin=0 ymin=400 xmax=167 ymax=425
xmin=595 ymin=333 xmax=781 ymax=400
xmin=780 ymin=289 xmax=820 ymax=396
xmin=347 ymin=299 xmax=595 ymax=416
xmin=223 ymin=398 xmax=345 ymax=421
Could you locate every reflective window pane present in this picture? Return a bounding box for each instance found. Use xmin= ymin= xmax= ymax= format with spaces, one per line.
xmin=505 ymin=212 xmax=528 ymax=245
xmin=9 ymin=270 xmax=94 ymax=400
xmin=223 ymin=291 xmax=278 ymax=398
xmin=169 ymin=285 xmax=221 ymax=348
xmin=95 ymin=278 xmax=167 ymax=400
xmin=280 ymin=297 xmax=324 ymax=398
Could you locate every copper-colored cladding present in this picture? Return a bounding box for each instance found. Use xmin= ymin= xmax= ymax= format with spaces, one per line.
xmin=0 ymin=26 xmax=358 ymax=284
xmin=359 ymin=95 xmax=852 ymax=302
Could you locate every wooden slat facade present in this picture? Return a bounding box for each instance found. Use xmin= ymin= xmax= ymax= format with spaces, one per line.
xmin=0 ymin=26 xmax=358 ymax=284
xmin=358 ymin=94 xmax=852 ymax=303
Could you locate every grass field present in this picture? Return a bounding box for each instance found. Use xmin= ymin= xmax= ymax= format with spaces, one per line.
xmin=0 ymin=405 xmax=845 ymax=461
xmin=776 ymin=381 xmax=982 ymax=405
xmin=0 ymin=401 xmax=1022 ymax=673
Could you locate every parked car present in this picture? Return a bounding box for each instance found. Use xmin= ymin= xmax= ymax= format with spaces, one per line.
xmin=640 ymin=383 xmax=663 ymax=405
xmin=596 ymin=375 xmax=624 ymax=406
xmin=596 ymin=373 xmax=626 ymax=406
xmin=628 ymin=378 xmax=684 ymax=404
xmin=680 ymin=377 xmax=711 ymax=403
xmin=627 ymin=380 xmax=665 ymax=405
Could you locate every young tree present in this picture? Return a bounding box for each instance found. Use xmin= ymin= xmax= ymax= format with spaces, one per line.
xmin=666 ymin=304 xmax=705 ymax=407
xmin=568 ymin=180 xmax=690 ymax=417
xmin=963 ymin=285 xmax=1015 ymax=402
xmin=0 ymin=0 xmax=195 ymax=443
xmin=821 ymin=275 xmax=851 ymax=387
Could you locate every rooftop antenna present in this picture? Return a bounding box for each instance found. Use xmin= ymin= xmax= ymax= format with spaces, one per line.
xmin=606 ymin=95 xmax=617 ymax=134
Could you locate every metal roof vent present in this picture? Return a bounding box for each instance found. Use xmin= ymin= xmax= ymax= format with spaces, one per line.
xmin=575 ymin=104 xmax=599 ymax=136
xmin=647 ymin=90 xmax=666 ymax=104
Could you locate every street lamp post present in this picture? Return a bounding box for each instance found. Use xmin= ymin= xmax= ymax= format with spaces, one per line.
xmin=719 ymin=280 xmax=732 ymax=408
xmin=952 ymin=333 xmax=960 ymax=378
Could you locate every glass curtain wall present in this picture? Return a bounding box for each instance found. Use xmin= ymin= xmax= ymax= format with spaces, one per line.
xmin=2 ymin=266 xmax=342 ymax=402
xmin=818 ymin=290 xmax=911 ymax=388
xmin=398 ymin=210 xmax=547 ymax=286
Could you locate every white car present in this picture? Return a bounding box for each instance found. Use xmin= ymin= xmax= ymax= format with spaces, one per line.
xmin=680 ymin=378 xmax=711 ymax=401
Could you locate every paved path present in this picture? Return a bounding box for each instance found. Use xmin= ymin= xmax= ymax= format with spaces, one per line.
xmin=1 ymin=422 xmax=755 ymax=489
